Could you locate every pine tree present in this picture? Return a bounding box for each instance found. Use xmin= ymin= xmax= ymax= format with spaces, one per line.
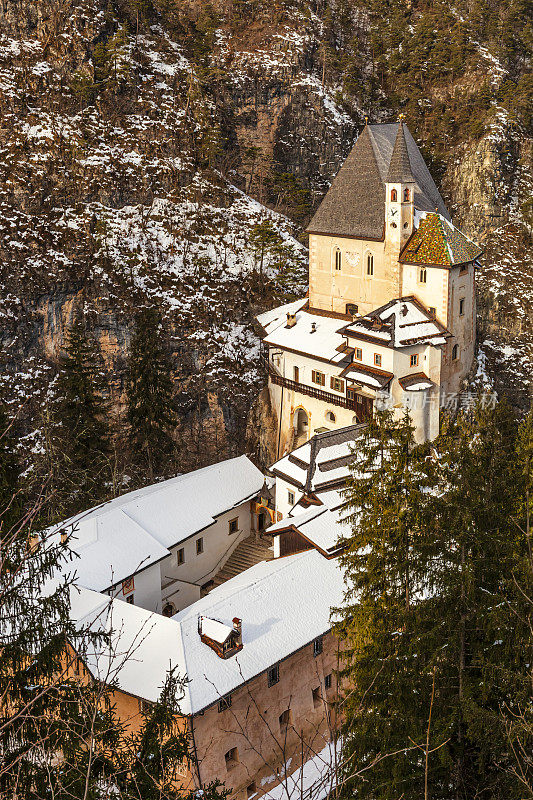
xmin=336 ymin=408 xmax=438 ymax=798
xmin=338 ymin=401 xmax=532 ymax=799
xmin=0 ymin=400 xmax=22 ymax=537
xmin=126 ymin=307 xmax=177 ymax=483
xmin=118 ymin=668 xmax=228 ymax=799
xmin=46 ymin=314 xmax=111 ymax=520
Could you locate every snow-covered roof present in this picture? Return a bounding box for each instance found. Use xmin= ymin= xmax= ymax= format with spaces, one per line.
xmin=257 ymin=297 xmax=309 ymax=336
xmin=260 ymin=302 xmax=347 ymax=362
xmin=271 ymin=425 xmax=363 ymax=493
xmin=70 ymin=550 xmax=345 ymax=714
xmin=268 ymin=504 xmax=348 ymax=555
xmin=52 ymin=456 xmax=264 ymax=592
xmin=199 ymin=616 xmax=234 ymax=644
xmin=398 ymin=372 xmax=434 ymax=391
xmin=339 ymin=297 xmax=449 ymax=349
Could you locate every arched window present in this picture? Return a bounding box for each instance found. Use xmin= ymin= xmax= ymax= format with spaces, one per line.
xmin=391 ymin=189 xmax=398 ymax=202
xmin=419 ymin=267 xmax=427 ymax=284
xmin=366 ymin=253 xmax=374 ymax=276
xmin=346 ymin=302 xmax=358 ymax=316
xmin=403 ymin=188 xmax=410 ymax=201
xmin=326 ymin=411 xmax=336 ymax=423
xmin=452 ymin=344 xmax=459 ymax=360
xmin=334 ymin=248 xmax=341 ymax=271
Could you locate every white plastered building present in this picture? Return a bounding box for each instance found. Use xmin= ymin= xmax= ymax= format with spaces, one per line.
xmin=258 ymin=121 xmax=482 ymax=450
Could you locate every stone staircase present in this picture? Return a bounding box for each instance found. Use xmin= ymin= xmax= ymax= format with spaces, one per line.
xmin=211 ymin=535 xmax=274 ymax=589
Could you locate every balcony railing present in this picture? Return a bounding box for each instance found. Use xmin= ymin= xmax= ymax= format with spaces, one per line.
xmin=262 ymin=355 xmax=366 ymax=414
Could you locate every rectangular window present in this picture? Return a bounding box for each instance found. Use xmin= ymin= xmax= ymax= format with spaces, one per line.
xmin=335 ymin=250 xmax=342 ymax=271
xmin=177 ymin=548 xmax=185 ymax=565
xmin=366 ymin=253 xmax=374 ymax=275
xmin=313 ymin=636 xmax=323 ymax=656
xmin=459 ymin=298 xmax=465 ymax=316
xmin=324 ymin=673 xmax=332 ymax=690
xmin=196 ymin=537 xmax=204 ymax=555
xmin=293 ymin=366 xmax=299 ymax=382
xmin=312 ymin=370 xmax=325 ymax=386
xmin=126 ymin=594 xmax=134 ymax=604
xmin=419 ymin=267 xmax=427 ymax=284
xmin=460 ymin=264 xmax=468 ymax=274
xmin=279 ymin=709 xmax=291 ymax=729
xmin=218 ymin=694 xmax=232 ymax=712
xmin=410 ymin=354 xmax=419 ymax=367
xmin=228 ymin=518 xmax=239 ymax=534
xmin=429 ymin=306 xmax=436 ymax=317
xmin=225 ymin=747 xmax=239 ymax=768
xmin=330 ymin=376 xmax=345 ymax=393
xmin=312 ymin=686 xmax=321 ymax=708
xmin=287 ymin=490 xmax=295 ymax=506
xmin=354 ymin=347 xmax=362 ymax=361
xmin=374 ymin=353 xmax=382 ymax=367
xmin=268 ymin=665 xmax=279 ymax=687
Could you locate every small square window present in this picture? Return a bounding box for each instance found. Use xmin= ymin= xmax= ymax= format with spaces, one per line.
xmin=218 ymin=694 xmax=232 ymax=712
xmin=287 ymin=491 xmax=295 ymax=506
xmin=312 ymin=370 xmax=325 ymax=386
xmin=268 ymin=665 xmax=279 ymax=687
xmin=247 ymin=782 xmax=257 ymax=799
xmin=460 ymin=264 xmax=468 ymax=274
xmin=324 ymin=673 xmax=332 ymax=690
xmin=196 ymin=537 xmax=204 ymax=555
xmin=177 ymin=548 xmax=185 ymax=565
xmin=312 ymin=686 xmax=321 ymax=708
xmin=410 ymin=354 xmax=419 ymax=367
xmin=354 ymin=348 xmax=362 ymax=361
xmin=228 ymin=518 xmax=239 ymax=534
xmin=126 ymin=594 xmax=134 ymax=604
xmin=225 ymin=747 xmax=239 ymax=768
xmin=374 ymin=353 xmax=382 ymax=367
xmin=313 ymin=636 xmax=323 ymax=656
xmin=429 ymin=306 xmax=436 ymax=317
xmin=459 ymin=298 xmax=465 ymax=316
xmin=279 ymin=709 xmax=291 ymax=729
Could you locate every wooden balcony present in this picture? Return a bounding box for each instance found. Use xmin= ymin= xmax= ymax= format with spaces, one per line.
xmin=262 ymin=356 xmax=372 ymax=419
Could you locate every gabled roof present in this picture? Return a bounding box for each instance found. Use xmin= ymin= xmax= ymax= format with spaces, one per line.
xmin=260 ymin=301 xmax=348 ymax=363
xmin=306 ymin=122 xmax=449 ymax=240
xmin=69 ymin=550 xmax=346 ymax=714
xmin=270 ymin=425 xmax=364 ymax=494
xmin=51 ymin=456 xmax=264 ymax=592
xmin=400 ymin=212 xmax=482 ymax=266
xmin=338 ymin=297 xmax=450 ymax=349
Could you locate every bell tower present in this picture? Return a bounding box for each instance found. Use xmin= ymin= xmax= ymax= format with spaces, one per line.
xmin=384 ymin=117 xmax=415 ymax=293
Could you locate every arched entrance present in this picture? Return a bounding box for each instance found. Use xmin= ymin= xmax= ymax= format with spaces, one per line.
xmin=293 ymin=407 xmax=309 ymax=446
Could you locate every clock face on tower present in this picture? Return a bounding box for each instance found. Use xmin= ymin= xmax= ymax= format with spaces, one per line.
xmin=388 ymin=206 xmax=399 ymax=222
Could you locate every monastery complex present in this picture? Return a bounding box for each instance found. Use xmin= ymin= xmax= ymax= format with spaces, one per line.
xmin=52 ymin=121 xmax=482 ymax=799
xmin=259 ymin=120 xmax=482 ymax=448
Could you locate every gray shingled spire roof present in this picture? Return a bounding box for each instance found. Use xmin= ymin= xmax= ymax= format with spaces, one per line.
xmin=386 ymin=121 xmax=415 ymax=183
xmin=306 ymin=122 xmax=450 ymax=240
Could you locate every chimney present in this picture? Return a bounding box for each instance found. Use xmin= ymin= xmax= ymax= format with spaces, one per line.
xmin=232 ymin=617 xmax=242 ymax=647
xmin=310 ymin=322 xmax=317 ymax=333
xmin=286 ymin=312 xmax=297 ymax=328
xmin=401 ymin=304 xmax=408 ymax=316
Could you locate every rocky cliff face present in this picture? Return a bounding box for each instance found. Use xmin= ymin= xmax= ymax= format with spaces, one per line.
xmin=0 ymin=0 xmax=530 ymax=491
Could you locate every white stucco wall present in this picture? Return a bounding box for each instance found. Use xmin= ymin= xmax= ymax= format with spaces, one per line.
xmin=109 ymin=561 xmax=163 ymax=613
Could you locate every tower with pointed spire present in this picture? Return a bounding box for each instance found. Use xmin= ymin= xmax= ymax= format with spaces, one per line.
xmin=257 ymin=120 xmax=482 ymax=448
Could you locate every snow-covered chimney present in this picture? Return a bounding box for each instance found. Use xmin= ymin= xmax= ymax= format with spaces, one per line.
xmin=286 ymin=312 xmax=297 ymax=328
xmin=310 ymin=322 xmax=317 ymax=333
xmin=232 ymin=617 xmax=242 ymax=647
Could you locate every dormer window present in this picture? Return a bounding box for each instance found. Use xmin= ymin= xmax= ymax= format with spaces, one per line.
xmin=198 ymin=616 xmax=243 ymax=659
xmin=403 ymin=188 xmax=410 ymax=201
xmin=391 ymin=188 xmax=398 ymax=202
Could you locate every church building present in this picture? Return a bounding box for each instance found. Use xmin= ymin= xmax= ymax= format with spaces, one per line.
xmin=258 ymin=120 xmax=482 ymax=450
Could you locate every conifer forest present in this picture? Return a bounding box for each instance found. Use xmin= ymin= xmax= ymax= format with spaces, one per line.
xmin=0 ymin=1 xmax=531 ymax=798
